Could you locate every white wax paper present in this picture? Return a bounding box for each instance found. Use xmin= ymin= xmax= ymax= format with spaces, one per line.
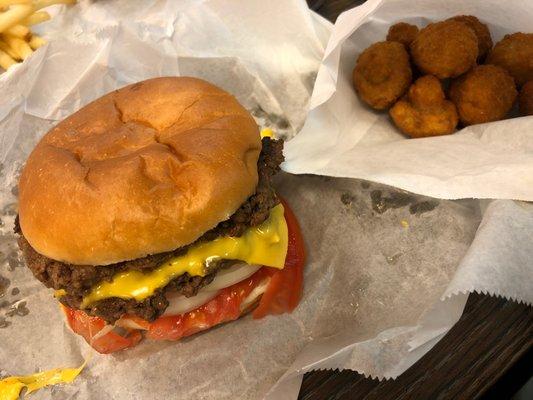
xmin=0 ymin=1 xmax=532 ymax=400
xmin=283 ymin=0 xmax=533 ymax=201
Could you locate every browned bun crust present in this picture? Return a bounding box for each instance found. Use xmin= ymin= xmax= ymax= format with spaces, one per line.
xmin=18 ymin=77 xmax=261 ymax=265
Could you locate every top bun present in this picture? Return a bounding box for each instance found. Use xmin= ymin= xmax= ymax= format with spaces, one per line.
xmin=18 ymin=77 xmax=261 ymax=265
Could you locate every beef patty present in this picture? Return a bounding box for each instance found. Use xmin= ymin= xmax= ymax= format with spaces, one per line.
xmin=16 ymin=137 xmax=284 ymax=323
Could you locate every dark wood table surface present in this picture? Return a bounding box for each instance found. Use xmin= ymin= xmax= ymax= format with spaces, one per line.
xmin=299 ymin=1 xmax=533 ymax=399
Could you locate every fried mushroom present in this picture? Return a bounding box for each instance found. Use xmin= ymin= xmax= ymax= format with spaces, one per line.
xmin=386 ymin=22 xmax=419 ymax=48
xmin=411 ymin=20 xmax=478 ymax=79
xmin=449 ymin=64 xmax=517 ymax=125
xmin=352 ymin=41 xmax=412 ymax=110
xmin=390 ymin=75 xmax=458 ymax=138
xmin=447 ymin=15 xmax=493 ymax=60
xmin=487 ymin=33 xmax=533 ymax=87
xmin=519 ymin=80 xmax=533 ymax=116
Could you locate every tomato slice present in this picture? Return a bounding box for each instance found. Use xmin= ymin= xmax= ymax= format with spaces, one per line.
xmin=62 ymin=305 xmax=142 ymax=354
xmin=253 ymin=197 xmax=305 ymax=319
xmin=61 ymin=198 xmax=305 ymax=352
xmin=147 ymin=268 xmax=272 ymax=341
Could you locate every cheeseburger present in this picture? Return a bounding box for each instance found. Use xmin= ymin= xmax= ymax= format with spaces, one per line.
xmin=15 ymin=77 xmax=305 ymax=353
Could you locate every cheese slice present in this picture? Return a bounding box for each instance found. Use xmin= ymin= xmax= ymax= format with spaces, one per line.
xmin=81 ymin=204 xmax=288 ymax=308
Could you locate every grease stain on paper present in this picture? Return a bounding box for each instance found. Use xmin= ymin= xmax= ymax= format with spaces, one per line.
xmin=370 ymin=189 xmax=439 ymax=216
xmin=0 ymin=317 xmax=10 ymax=329
xmin=1 ymin=203 xmax=17 ymax=217
xmin=6 ymin=252 xmax=23 ymax=271
xmin=0 ymin=275 xmax=9 ymax=298
xmin=409 ymin=200 xmax=439 ymax=215
xmin=370 ymin=190 xmax=414 ymax=214
xmin=5 ymin=301 xmax=29 ymax=318
xmin=340 ymin=192 xmax=357 ymax=205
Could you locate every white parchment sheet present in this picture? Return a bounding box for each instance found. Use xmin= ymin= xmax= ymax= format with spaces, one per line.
xmin=0 ymin=1 xmax=531 ymax=399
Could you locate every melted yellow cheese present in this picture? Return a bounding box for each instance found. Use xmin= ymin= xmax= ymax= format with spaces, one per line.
xmin=0 ymin=363 xmax=85 ymax=400
xmin=81 ymin=204 xmax=288 ymax=308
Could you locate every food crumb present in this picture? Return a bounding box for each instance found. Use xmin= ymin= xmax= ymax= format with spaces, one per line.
xmin=386 ymin=253 xmax=402 ymax=264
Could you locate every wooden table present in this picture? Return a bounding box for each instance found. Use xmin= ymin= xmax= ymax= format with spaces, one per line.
xmin=299 ymin=1 xmax=533 ymax=399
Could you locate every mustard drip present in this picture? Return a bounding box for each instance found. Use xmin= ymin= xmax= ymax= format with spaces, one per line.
xmin=0 ymin=362 xmax=85 ymax=400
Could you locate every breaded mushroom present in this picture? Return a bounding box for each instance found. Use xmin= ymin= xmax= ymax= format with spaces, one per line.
xmin=353 ymin=41 xmax=412 ymax=110
xmin=449 ymin=65 xmax=517 ymax=125
xmin=447 ymin=15 xmax=493 ymax=60
xmin=519 ymin=80 xmax=533 ymax=116
xmin=389 ymin=75 xmax=458 ymax=138
xmin=386 ymin=22 xmax=419 ymax=48
xmin=411 ymin=20 xmax=478 ymax=79
xmin=487 ymin=33 xmax=533 ymax=87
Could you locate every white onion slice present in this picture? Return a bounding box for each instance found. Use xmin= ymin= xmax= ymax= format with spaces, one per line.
xmin=202 ymin=263 xmax=262 ymax=292
xmin=90 ymin=324 xmax=114 ymax=341
xmin=162 ymin=290 xmax=219 ymax=316
xmin=115 ymin=318 xmax=149 ymax=331
xmin=240 ymin=278 xmax=270 ymax=311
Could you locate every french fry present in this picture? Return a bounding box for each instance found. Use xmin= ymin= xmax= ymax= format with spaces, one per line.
xmin=28 ymin=33 xmax=45 ymax=49
xmin=21 ymin=10 xmax=49 ymax=25
xmin=33 ymin=0 xmax=75 ymax=11
xmin=0 ymin=47 xmax=16 ymax=69
xmin=0 ymin=0 xmax=31 ymax=7
xmin=0 ymin=4 xmax=33 ymax=33
xmin=2 ymin=34 xmax=31 ymax=59
xmin=5 ymin=23 xmax=29 ymax=38
xmin=0 ymin=38 xmax=20 ymax=59
xmin=0 ymin=0 xmax=75 ymax=73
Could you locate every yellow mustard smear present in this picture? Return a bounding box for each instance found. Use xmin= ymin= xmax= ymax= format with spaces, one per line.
xmin=81 ymin=204 xmax=288 ymax=308
xmin=260 ymin=128 xmax=274 ymax=138
xmin=0 ymin=363 xmax=85 ymax=400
